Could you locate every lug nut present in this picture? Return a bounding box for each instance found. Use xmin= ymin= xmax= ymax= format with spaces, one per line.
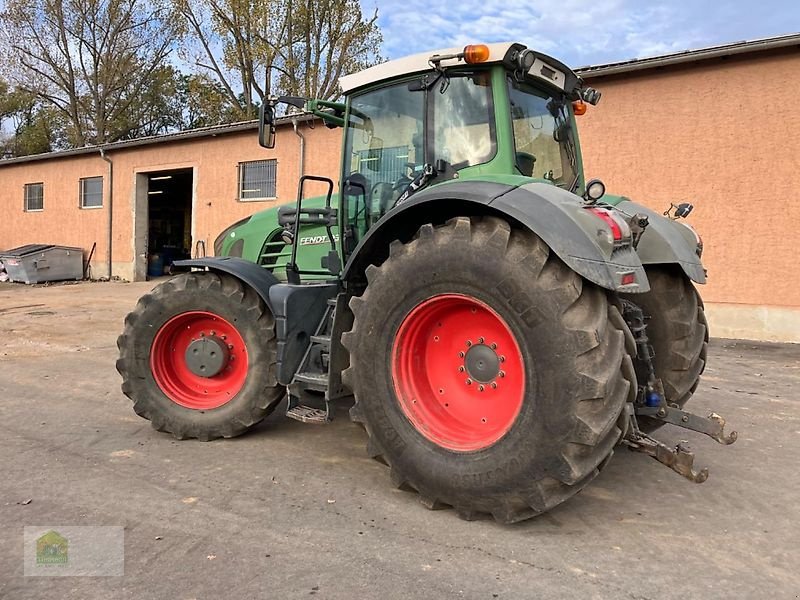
xmin=466 ymin=378 xmax=472 ymax=385
xmin=478 ymin=337 xmax=484 ymax=344
xmin=490 ymin=343 xmax=497 ymax=350
xmin=478 ymin=385 xmax=484 ymax=392
xmin=458 ymin=351 xmax=465 ymax=358
xmin=499 ymin=371 xmax=505 ymax=378
xmin=499 ymin=356 xmax=505 ymax=363
xmin=458 ymin=366 xmax=465 ymax=372
xmin=466 ymin=340 xmax=472 ymax=347
xmin=491 ymin=382 xmax=497 ymax=389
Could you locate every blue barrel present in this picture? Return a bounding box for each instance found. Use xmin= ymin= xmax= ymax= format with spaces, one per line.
xmin=147 ymin=253 xmax=164 ymax=277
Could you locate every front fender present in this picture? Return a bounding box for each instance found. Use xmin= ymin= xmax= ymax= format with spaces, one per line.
xmin=615 ymin=200 xmax=706 ymax=284
xmin=342 ymin=180 xmax=649 ymax=293
xmin=172 ymin=257 xmax=280 ymax=310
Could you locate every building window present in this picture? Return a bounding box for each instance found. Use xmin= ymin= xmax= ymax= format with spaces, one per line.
xmin=24 ymin=182 xmax=44 ymax=211
xmin=238 ymin=159 xmax=277 ymax=200
xmin=80 ymin=176 xmax=104 ymax=209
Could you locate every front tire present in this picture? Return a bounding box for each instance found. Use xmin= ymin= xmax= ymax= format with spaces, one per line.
xmin=343 ymin=217 xmax=635 ymax=523
xmin=116 ymin=272 xmax=284 ymax=440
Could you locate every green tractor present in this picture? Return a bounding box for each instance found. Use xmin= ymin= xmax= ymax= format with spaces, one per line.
xmin=117 ymin=43 xmax=736 ymax=523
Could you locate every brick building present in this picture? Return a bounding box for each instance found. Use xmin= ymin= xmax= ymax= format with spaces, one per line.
xmin=1 ymin=34 xmax=798 ymax=342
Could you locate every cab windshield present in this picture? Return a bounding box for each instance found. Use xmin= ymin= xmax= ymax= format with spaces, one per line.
xmin=342 ymin=73 xmax=496 ymax=232
xmin=508 ymin=78 xmax=578 ymax=189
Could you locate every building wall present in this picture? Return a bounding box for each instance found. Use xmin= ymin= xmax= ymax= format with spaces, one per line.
xmin=0 ymin=120 xmax=342 ymax=281
xmin=1 ymin=50 xmax=799 ymax=341
xmin=0 ymin=153 xmax=111 ymax=275
xmin=578 ymin=50 xmax=800 ymax=341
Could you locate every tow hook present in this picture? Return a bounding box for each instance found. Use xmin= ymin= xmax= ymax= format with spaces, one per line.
xmin=619 ymin=299 xmax=738 ymax=483
xmin=623 ymin=404 xmax=738 ymax=483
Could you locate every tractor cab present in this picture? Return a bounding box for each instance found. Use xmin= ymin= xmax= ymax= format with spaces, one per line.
xmin=259 ymin=43 xmax=603 ymax=263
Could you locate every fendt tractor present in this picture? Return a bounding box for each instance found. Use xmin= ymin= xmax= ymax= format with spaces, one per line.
xmin=118 ymin=43 xmax=737 ymax=523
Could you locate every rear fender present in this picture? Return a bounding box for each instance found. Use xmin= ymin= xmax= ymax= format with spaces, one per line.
xmin=343 ymin=181 xmax=649 ymax=293
xmin=615 ymin=199 xmax=707 ymax=284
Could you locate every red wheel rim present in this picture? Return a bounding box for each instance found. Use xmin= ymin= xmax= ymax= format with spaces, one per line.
xmin=392 ymin=294 xmax=525 ymax=452
xmin=150 ymin=311 xmax=248 ymax=410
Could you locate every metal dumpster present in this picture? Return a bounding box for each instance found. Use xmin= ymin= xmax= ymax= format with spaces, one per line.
xmin=0 ymin=244 xmax=83 ymax=284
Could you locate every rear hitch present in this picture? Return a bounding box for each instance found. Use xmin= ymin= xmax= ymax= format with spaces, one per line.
xmin=625 ymin=402 xmax=737 ymax=484
xmin=626 ymin=405 xmax=736 ymax=483
xmin=624 ymin=434 xmax=709 ymax=484
xmin=623 ymin=406 xmax=710 ymax=483
xmin=636 ymin=405 xmax=738 ymax=445
xmin=620 ymin=299 xmax=737 ymax=483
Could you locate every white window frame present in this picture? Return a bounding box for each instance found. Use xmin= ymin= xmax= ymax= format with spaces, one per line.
xmin=24 ymin=182 xmax=44 ymax=212
xmin=238 ymin=159 xmax=277 ymax=201
xmin=79 ymin=176 xmax=104 ymax=209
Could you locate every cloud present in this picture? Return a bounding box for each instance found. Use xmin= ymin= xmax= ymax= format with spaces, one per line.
xmin=362 ymin=0 xmax=797 ymax=67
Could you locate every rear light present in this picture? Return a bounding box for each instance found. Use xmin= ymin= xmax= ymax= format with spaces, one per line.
xmin=620 ymin=272 xmax=636 ymax=286
xmin=587 ymin=207 xmax=631 ymax=247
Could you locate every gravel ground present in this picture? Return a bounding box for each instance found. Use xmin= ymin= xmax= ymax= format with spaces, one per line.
xmin=1 ymin=280 xmax=798 ymax=599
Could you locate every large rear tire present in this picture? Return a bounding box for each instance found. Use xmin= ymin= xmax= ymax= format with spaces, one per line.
xmin=342 ymin=217 xmax=636 ymax=523
xmin=622 ymin=267 xmax=708 ymax=431
xmin=116 ymin=272 xmax=284 ymax=440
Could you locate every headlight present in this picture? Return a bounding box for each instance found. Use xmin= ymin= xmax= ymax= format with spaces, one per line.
xmin=584 ymin=179 xmax=606 ymax=203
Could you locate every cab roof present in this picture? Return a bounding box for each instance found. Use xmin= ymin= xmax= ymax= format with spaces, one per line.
xmin=339 ymin=42 xmax=582 ymax=96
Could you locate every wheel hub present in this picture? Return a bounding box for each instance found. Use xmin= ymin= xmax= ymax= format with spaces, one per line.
xmin=184 ymin=336 xmax=230 ymax=377
xmin=391 ymin=294 xmax=525 ymax=452
xmin=464 ymin=344 xmax=500 ymax=383
xmin=149 ymin=311 xmax=248 ymax=410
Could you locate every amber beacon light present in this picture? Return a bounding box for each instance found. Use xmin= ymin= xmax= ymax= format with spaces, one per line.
xmin=463 ymin=44 xmax=491 ymax=64
xmin=572 ymin=100 xmax=587 ymax=115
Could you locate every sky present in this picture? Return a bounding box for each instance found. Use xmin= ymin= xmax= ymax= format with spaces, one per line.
xmin=364 ymin=0 xmax=799 ymax=67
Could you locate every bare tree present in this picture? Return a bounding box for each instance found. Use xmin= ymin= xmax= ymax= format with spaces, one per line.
xmin=175 ymin=0 xmax=382 ymax=116
xmin=1 ymin=0 xmax=178 ymax=145
xmin=281 ymin=0 xmax=382 ymax=101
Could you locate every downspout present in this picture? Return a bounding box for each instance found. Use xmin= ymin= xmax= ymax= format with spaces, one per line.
xmin=292 ymin=118 xmax=305 ymax=179
xmin=99 ymin=147 xmax=113 ymax=279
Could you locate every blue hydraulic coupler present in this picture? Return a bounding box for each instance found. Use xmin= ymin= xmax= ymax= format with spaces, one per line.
xmin=646 ymin=390 xmax=662 ymax=407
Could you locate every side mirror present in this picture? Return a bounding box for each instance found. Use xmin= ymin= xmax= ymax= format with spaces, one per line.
xmin=259 ymin=102 xmax=276 ymax=149
xmin=581 ymin=87 xmax=602 ymax=106
xmin=675 ymin=202 xmax=694 ymax=218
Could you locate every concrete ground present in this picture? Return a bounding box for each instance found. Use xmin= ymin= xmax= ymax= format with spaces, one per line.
xmin=1 ymin=280 xmax=798 ymax=600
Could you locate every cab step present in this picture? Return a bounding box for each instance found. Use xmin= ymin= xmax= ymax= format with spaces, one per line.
xmin=286 ymin=404 xmax=329 ymax=424
xmin=294 ymin=372 xmax=328 ymax=392
xmin=310 ymin=334 xmax=331 ymax=349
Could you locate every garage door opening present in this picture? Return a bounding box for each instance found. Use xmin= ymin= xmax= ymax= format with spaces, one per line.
xmin=135 ymin=168 xmax=194 ymax=281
